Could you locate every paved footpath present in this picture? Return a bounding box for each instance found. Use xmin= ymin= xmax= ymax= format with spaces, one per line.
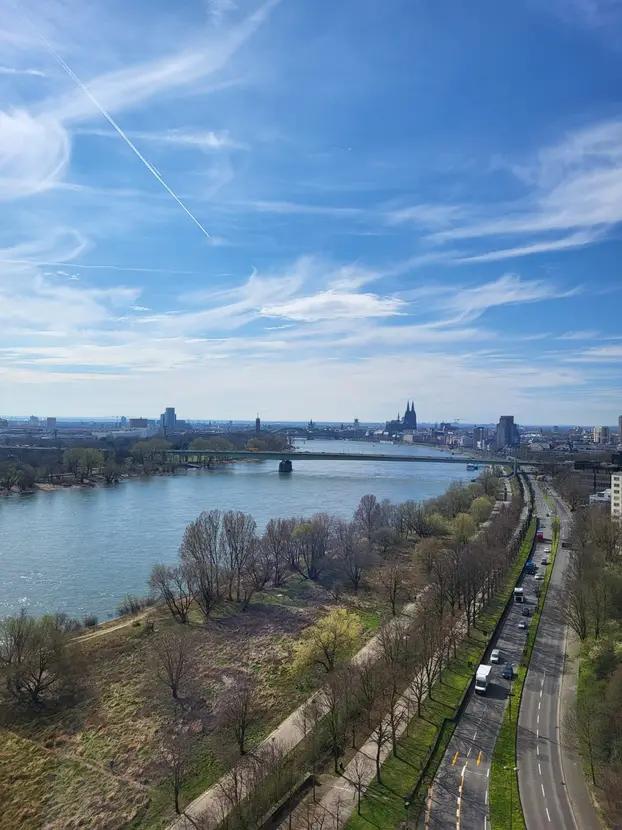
xmin=172 ymin=485 xmax=511 ymax=830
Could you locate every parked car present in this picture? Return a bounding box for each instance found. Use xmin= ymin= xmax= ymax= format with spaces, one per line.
xmin=502 ymin=663 xmax=515 ymax=680
xmin=535 ymin=573 xmax=544 ymax=581
xmin=491 ymin=648 xmax=501 ymax=663
xmin=522 ymin=607 xmax=531 ymax=616
xmin=543 ymin=547 xmax=552 ymax=554
xmin=541 ymin=557 xmax=549 ymax=565
xmin=518 ymin=620 xmax=528 ymax=629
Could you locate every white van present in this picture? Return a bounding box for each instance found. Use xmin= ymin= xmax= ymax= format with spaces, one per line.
xmin=491 ymin=648 xmax=501 ymax=663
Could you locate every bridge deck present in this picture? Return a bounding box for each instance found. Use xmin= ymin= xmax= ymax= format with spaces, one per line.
xmin=168 ymin=449 xmax=519 ymax=465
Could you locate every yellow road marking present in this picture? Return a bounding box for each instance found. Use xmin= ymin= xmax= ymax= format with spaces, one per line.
xmin=452 ymin=751 xmax=459 ymax=765
xmin=477 ymin=750 xmax=483 ymax=766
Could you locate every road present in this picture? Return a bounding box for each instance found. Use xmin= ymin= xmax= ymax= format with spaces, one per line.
xmin=517 ymin=482 xmax=600 ymax=830
xmin=423 ymin=484 xmax=533 ymax=830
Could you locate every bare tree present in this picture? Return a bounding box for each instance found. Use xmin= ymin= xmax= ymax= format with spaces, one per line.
xmin=222 ymin=511 xmax=257 ymax=602
xmin=149 ymin=564 xmax=195 ymax=624
xmin=291 ymin=514 xmax=332 ymax=581
xmin=349 ymin=752 xmax=369 ymax=815
xmin=379 ymin=560 xmax=409 ymax=616
xmin=369 ymin=699 xmax=392 ymax=783
xmin=180 ymin=510 xmax=224 ymax=620
xmin=262 ymin=518 xmax=294 ymax=587
xmin=221 ymin=678 xmax=257 ymax=755
xmin=0 ymin=611 xmax=75 ymax=707
xmin=154 ymin=629 xmax=192 ymax=699
xmin=320 ymin=672 xmax=347 ymax=772
xmin=331 ymin=519 xmax=369 ymax=594
xmin=159 ymin=724 xmax=192 ymax=815
xmin=355 ymin=494 xmax=381 ymax=546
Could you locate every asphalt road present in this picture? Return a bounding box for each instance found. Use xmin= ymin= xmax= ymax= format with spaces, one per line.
xmin=517 ymin=482 xmax=600 ymax=830
xmin=425 ymin=489 xmax=534 ymax=830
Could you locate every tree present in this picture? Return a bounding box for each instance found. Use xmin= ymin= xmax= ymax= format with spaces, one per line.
xmin=332 ymin=519 xmax=369 ymax=593
xmin=369 ymin=697 xmax=392 ymax=783
xmin=103 ymin=460 xmax=122 ymax=484
xmin=349 ymin=752 xmax=368 ymax=815
xmin=153 ymin=629 xmax=192 ymax=699
xmin=160 ymin=724 xmax=193 ymax=815
xmin=179 ymin=510 xmax=224 ymax=621
xmin=379 ymin=560 xmax=410 ymax=616
xmin=291 ymin=609 xmax=362 ymax=675
xmin=355 ymin=494 xmax=382 ymax=545
xmin=320 ymin=672 xmax=348 ymax=772
xmin=470 ymin=495 xmax=494 ymax=525
xmin=149 ymin=564 xmax=195 ymax=624
xmin=16 ymin=465 xmax=36 ymax=491
xmin=0 ymin=611 xmax=74 ymax=707
xmin=452 ymin=512 xmax=476 ymax=545
xmin=292 ymin=514 xmax=332 ymax=580
xmin=262 ymin=518 xmax=294 ymax=587
xmin=221 ymin=679 xmax=257 ymax=755
xmin=222 ymin=511 xmax=257 ymax=602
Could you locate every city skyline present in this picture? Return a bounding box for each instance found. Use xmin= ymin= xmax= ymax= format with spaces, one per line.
xmin=1 ymin=1 xmax=621 ymax=421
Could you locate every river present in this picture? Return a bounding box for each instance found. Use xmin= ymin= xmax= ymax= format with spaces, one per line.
xmin=0 ymin=440 xmax=476 ymax=619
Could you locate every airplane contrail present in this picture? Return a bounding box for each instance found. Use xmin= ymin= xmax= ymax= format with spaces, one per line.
xmin=34 ymin=28 xmax=213 ymax=241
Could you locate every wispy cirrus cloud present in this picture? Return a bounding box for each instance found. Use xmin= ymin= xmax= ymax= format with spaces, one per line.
xmin=0 ymin=65 xmax=46 ymax=77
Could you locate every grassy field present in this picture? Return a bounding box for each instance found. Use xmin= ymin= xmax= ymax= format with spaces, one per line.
xmin=489 ymin=520 xmax=559 ymax=830
xmin=0 ymin=574 xmax=393 ymax=830
xmin=345 ymin=518 xmax=537 ymax=830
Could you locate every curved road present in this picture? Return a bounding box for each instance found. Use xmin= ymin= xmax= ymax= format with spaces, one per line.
xmin=517 ymin=482 xmax=600 ymax=830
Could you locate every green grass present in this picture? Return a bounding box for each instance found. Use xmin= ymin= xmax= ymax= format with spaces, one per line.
xmin=489 ymin=517 xmax=559 ymax=830
xmin=345 ymin=518 xmax=537 ymax=830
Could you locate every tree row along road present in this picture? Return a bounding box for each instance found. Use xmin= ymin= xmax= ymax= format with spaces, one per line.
xmin=170 ymin=484 xmax=513 ymax=830
xmin=423 ymin=481 xmax=532 ymax=830
xmin=517 ymin=484 xmax=600 ymax=830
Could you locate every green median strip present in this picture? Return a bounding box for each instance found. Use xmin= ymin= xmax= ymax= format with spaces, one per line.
xmin=345 ymin=517 xmax=537 ymax=830
xmin=489 ymin=516 xmax=560 ymax=830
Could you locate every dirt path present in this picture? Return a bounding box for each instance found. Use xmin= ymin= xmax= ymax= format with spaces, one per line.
xmin=74 ymin=610 xmax=151 ymax=643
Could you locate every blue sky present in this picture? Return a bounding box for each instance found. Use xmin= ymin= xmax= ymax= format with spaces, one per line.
xmin=1 ymin=0 xmax=621 ymax=424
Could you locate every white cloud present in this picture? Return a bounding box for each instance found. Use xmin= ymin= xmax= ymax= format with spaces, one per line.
xmin=260 ymin=289 xmax=405 ymax=322
xmin=434 ymin=119 xmax=622 ymax=251
xmin=439 ymin=274 xmax=579 ymax=322
xmin=0 ymin=109 xmax=69 ymax=199
xmin=0 ymin=66 xmax=46 ymax=77
xmin=44 ymin=0 xmax=281 ymax=123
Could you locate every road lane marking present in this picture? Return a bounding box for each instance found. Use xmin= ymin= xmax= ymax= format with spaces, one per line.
xmin=536 ymin=728 xmax=539 ymax=739
xmin=452 ymin=751 xmax=459 ymax=765
xmin=546 ymin=807 xmax=551 ymax=822
xmin=537 ymin=714 xmax=540 ymax=725
xmin=477 ymin=751 xmax=483 ymax=766
xmin=541 ymin=783 xmax=546 ymax=797
xmin=538 ymin=762 xmax=542 ymax=775
xmin=486 ymin=767 xmax=490 ymax=778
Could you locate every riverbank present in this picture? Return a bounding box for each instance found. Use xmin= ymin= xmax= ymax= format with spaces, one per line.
xmin=0 ymin=440 xmax=479 ymax=620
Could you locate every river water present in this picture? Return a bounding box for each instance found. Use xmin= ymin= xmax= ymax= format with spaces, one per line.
xmin=0 ymin=440 xmax=475 ymax=619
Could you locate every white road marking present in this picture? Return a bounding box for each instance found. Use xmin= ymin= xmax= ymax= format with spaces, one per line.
xmin=537 ymin=714 xmax=540 ymax=725
xmin=538 ymin=762 xmax=542 ymax=775
xmin=546 ymin=807 xmax=552 ymax=822
xmin=541 ymin=783 xmax=546 ymax=798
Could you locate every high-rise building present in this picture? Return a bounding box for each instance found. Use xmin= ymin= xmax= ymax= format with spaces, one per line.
xmin=46 ymin=417 xmax=57 ymax=431
xmin=495 ymin=415 xmax=519 ymax=450
xmin=611 ymin=473 xmax=622 ymax=521
xmin=160 ymin=407 xmax=177 ymax=433
xmin=255 ymin=415 xmax=261 ymax=434
xmin=593 ymin=425 xmax=610 ymax=444
xmin=129 ymin=417 xmax=149 ymax=429
xmin=618 ymin=415 xmax=622 ymax=444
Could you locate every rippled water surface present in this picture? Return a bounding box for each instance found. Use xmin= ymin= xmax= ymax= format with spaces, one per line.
xmin=0 ymin=440 xmax=475 ymax=618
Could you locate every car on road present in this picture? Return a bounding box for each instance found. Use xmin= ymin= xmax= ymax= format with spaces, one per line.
xmin=502 ymin=663 xmax=515 ymax=679
xmin=491 ymin=648 xmax=501 ymax=663
xmin=541 ymin=557 xmax=549 ymax=565
xmin=522 ymin=607 xmax=531 ymax=616
xmin=535 ymin=573 xmax=544 ymax=581
xmin=543 ymin=547 xmax=552 ymax=554
xmin=518 ymin=620 xmax=528 ymax=629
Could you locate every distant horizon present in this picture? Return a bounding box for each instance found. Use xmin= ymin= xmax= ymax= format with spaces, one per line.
xmin=2 ymin=414 xmax=620 ymax=430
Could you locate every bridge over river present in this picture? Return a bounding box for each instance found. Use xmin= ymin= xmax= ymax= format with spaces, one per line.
xmin=167 ymin=448 xmax=527 ymax=473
